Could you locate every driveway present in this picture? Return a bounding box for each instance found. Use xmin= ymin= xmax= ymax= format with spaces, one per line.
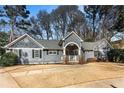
xmin=0 ymin=68 xmax=19 ymax=88
xmin=63 ymin=77 xmax=124 ymax=88
xmin=0 ymin=62 xmax=124 ymax=88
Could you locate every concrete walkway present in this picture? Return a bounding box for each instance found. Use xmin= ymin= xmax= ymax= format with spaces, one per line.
xmin=0 ymin=69 xmax=19 ymax=88
xmin=64 ymin=77 xmax=124 ymax=88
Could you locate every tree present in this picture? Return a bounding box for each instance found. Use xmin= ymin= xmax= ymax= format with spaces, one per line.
xmin=0 ymin=19 xmax=7 ymax=32
xmin=111 ymin=6 xmax=124 ymax=33
xmin=84 ymin=5 xmax=124 ymax=41
xmin=89 ymin=5 xmax=115 ymax=41
xmin=16 ymin=19 xmax=31 ymax=34
xmin=51 ymin=5 xmax=86 ymax=39
xmin=0 ymin=32 xmax=9 ymax=47
xmin=67 ymin=10 xmax=85 ymax=36
xmin=99 ymin=6 xmax=124 ymax=41
xmin=29 ymin=16 xmax=44 ymax=39
xmin=3 ymin=5 xmax=30 ymax=42
xmin=0 ymin=6 xmax=5 ymax=17
xmin=37 ymin=10 xmax=52 ymax=40
xmin=84 ymin=5 xmax=100 ymax=40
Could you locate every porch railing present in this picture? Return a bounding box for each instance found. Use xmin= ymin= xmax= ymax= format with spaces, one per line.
xmin=61 ymin=55 xmax=79 ymax=62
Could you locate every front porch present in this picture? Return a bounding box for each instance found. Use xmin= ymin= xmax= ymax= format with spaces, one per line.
xmin=65 ymin=55 xmax=79 ymax=64
xmin=62 ymin=42 xmax=83 ymax=64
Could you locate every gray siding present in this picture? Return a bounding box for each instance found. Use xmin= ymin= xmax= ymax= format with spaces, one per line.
xmin=64 ymin=34 xmax=81 ymax=47
xmin=43 ymin=50 xmax=63 ymax=63
xmin=94 ymin=40 xmax=111 ymax=58
xmin=94 ymin=40 xmax=111 ymax=51
xmin=12 ymin=49 xmax=63 ymax=64
xmin=12 ymin=49 xmax=43 ymax=64
xmin=10 ymin=36 xmax=41 ymax=48
xmin=84 ymin=51 xmax=94 ymax=61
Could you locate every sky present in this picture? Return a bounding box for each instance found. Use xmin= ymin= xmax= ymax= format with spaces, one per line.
xmin=26 ymin=5 xmax=83 ymax=17
xmin=0 ymin=5 xmax=83 ymax=18
xmin=27 ymin=5 xmax=59 ymax=17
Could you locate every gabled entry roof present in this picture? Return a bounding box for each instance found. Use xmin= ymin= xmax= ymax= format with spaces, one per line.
xmin=62 ymin=31 xmax=83 ymax=42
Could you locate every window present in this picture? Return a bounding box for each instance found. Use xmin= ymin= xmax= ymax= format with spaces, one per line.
xmin=34 ymin=50 xmax=40 ymax=58
xmin=48 ymin=51 xmax=57 ymax=55
xmin=32 ymin=50 xmax=42 ymax=58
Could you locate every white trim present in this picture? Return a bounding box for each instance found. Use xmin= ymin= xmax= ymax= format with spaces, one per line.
xmin=4 ymin=34 xmax=27 ymax=48
xmin=62 ymin=31 xmax=83 ymax=42
xmin=26 ymin=34 xmax=45 ymax=48
xmin=4 ymin=34 xmax=45 ymax=48
xmin=63 ymin=47 xmax=65 ymax=55
xmin=64 ymin=42 xmax=80 ymax=49
xmin=104 ymin=39 xmax=114 ymax=49
xmin=64 ymin=42 xmax=80 ymax=55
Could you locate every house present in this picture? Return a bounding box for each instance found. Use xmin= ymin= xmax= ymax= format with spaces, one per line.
xmin=4 ymin=31 xmax=113 ymax=64
xmin=112 ymin=40 xmax=124 ymax=49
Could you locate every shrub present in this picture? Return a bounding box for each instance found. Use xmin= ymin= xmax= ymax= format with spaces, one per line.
xmin=0 ymin=48 xmax=5 ymax=56
xmin=107 ymin=49 xmax=124 ymax=63
xmin=0 ymin=52 xmax=18 ymax=67
xmin=119 ymin=50 xmax=124 ymax=63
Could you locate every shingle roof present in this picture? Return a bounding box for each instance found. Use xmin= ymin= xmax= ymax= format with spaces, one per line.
xmin=37 ymin=39 xmax=96 ymax=50
xmin=82 ymin=42 xmax=95 ymax=50
xmin=82 ymin=38 xmax=113 ymax=50
xmin=36 ymin=40 xmax=62 ymax=49
xmin=36 ymin=39 xmax=110 ymax=50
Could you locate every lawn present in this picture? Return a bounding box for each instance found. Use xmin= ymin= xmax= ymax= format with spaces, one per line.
xmin=0 ymin=62 xmax=124 ymax=88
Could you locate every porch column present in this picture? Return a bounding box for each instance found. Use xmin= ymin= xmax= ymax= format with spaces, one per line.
xmin=79 ymin=48 xmax=81 ymax=56
xmin=63 ymin=47 xmax=68 ymax=64
xmin=63 ymin=47 xmax=65 ymax=56
xmin=79 ymin=47 xmax=83 ymax=64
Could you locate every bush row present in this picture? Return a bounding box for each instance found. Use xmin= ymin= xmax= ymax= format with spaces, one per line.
xmin=0 ymin=48 xmax=5 ymax=56
xmin=0 ymin=52 xmax=18 ymax=67
xmin=107 ymin=49 xmax=124 ymax=63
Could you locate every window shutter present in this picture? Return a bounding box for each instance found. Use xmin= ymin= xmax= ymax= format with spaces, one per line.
xmin=32 ymin=49 xmax=34 ymax=58
xmin=40 ymin=50 xmax=42 ymax=58
xmin=57 ymin=50 xmax=59 ymax=55
xmin=47 ymin=50 xmax=48 ymax=55
xmin=19 ymin=49 xmax=22 ymax=58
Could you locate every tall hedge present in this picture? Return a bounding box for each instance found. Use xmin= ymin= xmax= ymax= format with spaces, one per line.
xmin=107 ymin=49 xmax=124 ymax=63
xmin=0 ymin=48 xmax=5 ymax=56
xmin=0 ymin=52 xmax=18 ymax=67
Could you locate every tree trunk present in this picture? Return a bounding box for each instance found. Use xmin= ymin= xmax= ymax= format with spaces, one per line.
xmin=9 ymin=24 xmax=14 ymax=42
xmin=46 ymin=31 xmax=49 ymax=40
xmin=92 ymin=19 xmax=96 ymax=39
xmin=9 ymin=15 xmax=16 ymax=42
